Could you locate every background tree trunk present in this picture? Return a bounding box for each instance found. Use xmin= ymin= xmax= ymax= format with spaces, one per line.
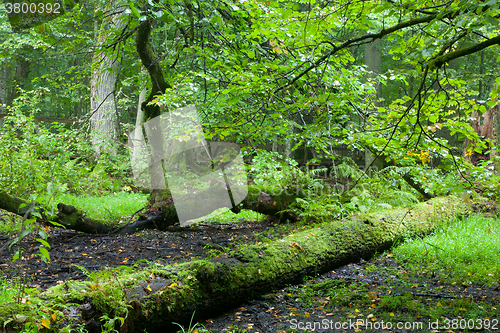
xmin=0 ymin=62 xmax=8 ymax=114
xmin=463 ymin=104 xmax=499 ymax=165
xmin=11 ymin=55 xmax=30 ymax=102
xmin=90 ymin=0 xmax=124 ymax=157
xmin=364 ymin=38 xmax=384 ymax=171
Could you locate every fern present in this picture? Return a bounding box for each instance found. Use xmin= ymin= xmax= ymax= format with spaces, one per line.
xmin=309 ymin=167 xmax=328 ymax=177
xmin=334 ymin=157 xmax=363 ymax=179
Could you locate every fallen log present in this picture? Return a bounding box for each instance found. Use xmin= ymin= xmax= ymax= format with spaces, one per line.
xmin=0 ymin=196 xmax=470 ymax=332
xmin=0 ymin=190 xmax=111 ymax=234
xmin=0 ymin=185 xmax=300 ymax=234
xmin=117 ymin=185 xmax=300 ymax=233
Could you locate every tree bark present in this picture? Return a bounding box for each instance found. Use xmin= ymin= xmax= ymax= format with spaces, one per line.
xmin=0 ymin=62 xmax=7 ymax=114
xmin=90 ymin=0 xmax=125 ymax=157
xmin=364 ymin=38 xmax=384 ymax=172
xmin=463 ymin=105 xmax=499 ymax=165
xmin=9 ymin=54 xmax=30 ymax=103
xmin=135 ymin=12 xmax=171 ymax=121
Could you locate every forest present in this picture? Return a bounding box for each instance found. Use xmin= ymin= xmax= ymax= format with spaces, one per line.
xmin=0 ymin=0 xmax=500 ymax=332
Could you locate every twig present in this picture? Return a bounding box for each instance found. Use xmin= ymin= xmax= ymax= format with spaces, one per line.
xmin=112 ymin=206 xmax=146 ymax=234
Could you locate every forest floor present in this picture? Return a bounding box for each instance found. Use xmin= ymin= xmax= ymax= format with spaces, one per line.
xmin=0 ymin=217 xmax=284 ymax=288
xmin=0 ymin=216 xmax=499 ymax=333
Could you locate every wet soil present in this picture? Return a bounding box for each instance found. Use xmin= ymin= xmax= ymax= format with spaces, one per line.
xmin=0 ymin=218 xmax=282 ymax=288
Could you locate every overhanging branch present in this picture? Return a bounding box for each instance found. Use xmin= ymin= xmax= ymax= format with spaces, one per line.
xmin=429 ymin=34 xmax=500 ymax=70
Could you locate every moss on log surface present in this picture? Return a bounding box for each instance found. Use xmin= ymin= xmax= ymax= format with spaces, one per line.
xmin=0 ymin=196 xmax=469 ymax=332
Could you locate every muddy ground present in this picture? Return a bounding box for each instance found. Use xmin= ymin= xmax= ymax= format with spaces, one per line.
xmin=1 ymin=217 xmax=499 ymax=333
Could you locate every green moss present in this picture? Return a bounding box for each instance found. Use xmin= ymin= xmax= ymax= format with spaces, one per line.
xmin=0 ymin=190 xmax=23 ymax=213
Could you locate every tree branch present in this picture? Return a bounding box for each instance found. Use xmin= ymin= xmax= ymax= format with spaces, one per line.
xmin=429 ymin=34 xmax=500 ymax=70
xmin=275 ymin=13 xmax=440 ymax=93
xmin=136 ymin=15 xmax=172 ymax=120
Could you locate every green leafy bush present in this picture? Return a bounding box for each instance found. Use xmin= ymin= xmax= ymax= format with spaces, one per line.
xmin=0 ymin=110 xmax=77 ymax=196
xmin=0 ymin=93 xmax=135 ymax=197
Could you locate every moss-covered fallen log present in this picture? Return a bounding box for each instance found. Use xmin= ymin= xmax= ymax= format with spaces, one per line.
xmin=0 ymin=196 xmax=469 ymax=332
xmin=0 ymin=190 xmax=111 ymax=234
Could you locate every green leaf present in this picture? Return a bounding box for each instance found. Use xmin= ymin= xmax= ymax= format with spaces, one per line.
xmin=39 ymin=247 xmax=50 ymax=262
xmin=49 ymin=221 xmax=66 ymax=228
xmin=36 ymin=238 xmax=51 ymax=248
xmin=282 ymin=9 xmax=293 ymax=19
xmin=19 ymin=229 xmax=32 ymax=241
xmin=128 ymin=2 xmax=140 ymax=18
xmin=39 ymin=229 xmax=47 ymax=240
xmin=485 ymin=15 xmax=497 ymax=25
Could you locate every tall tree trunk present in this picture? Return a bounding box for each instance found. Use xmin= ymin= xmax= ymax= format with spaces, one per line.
xmin=133 ymin=10 xmax=172 ymax=191
xmin=364 ymin=38 xmax=384 ymax=171
xmin=479 ymin=50 xmax=485 ymax=100
xmin=135 ymin=11 xmax=171 ymax=121
xmin=11 ymin=55 xmax=29 ymax=102
xmin=284 ymin=123 xmax=294 ymax=159
xmin=0 ymin=62 xmax=7 ymax=114
xmin=90 ymin=0 xmax=124 ymax=157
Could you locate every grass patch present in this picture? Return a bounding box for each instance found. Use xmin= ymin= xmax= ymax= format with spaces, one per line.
xmin=188 ymin=208 xmax=266 ymax=225
xmin=0 ymin=277 xmax=19 ymax=304
xmin=393 ymin=214 xmax=500 ymax=287
xmin=210 ymin=209 xmax=265 ymax=223
xmin=37 ymin=191 xmax=149 ymax=222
